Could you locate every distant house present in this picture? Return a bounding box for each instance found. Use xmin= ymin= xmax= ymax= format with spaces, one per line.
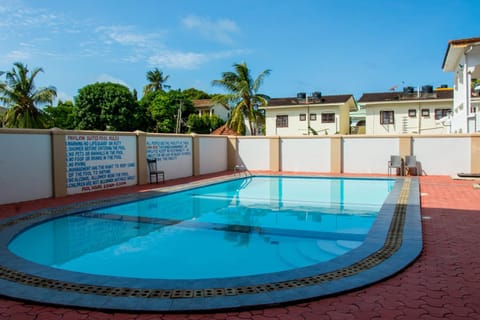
xmin=358 ymin=87 xmax=453 ymax=135
xmin=210 ymin=124 xmax=238 ymax=135
xmin=442 ymin=36 xmax=480 ymax=133
xmin=192 ymin=99 xmax=230 ymax=122
xmin=260 ymin=93 xmax=357 ymax=136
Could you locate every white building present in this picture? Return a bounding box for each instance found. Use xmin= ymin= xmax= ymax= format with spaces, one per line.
xmin=261 ymin=93 xmax=357 ymax=136
xmin=442 ymin=37 xmax=480 ymax=133
xmin=359 ymin=87 xmax=453 ymax=135
xmin=192 ymin=99 xmax=230 ymax=122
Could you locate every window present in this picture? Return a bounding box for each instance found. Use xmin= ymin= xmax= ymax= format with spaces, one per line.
xmin=299 ymin=113 xmax=306 ymax=121
xmin=309 ymin=113 xmax=317 ymax=121
xmin=408 ymin=109 xmax=416 ymax=117
xmin=276 ymin=115 xmax=288 ymax=128
xmin=434 ymin=108 xmax=452 ymax=120
xmin=421 ymin=109 xmax=430 ymax=117
xmin=321 ymin=113 xmax=335 ymax=123
xmin=380 ymin=111 xmax=394 ymax=124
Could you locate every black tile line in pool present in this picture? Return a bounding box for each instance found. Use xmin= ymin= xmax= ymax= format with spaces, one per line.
xmin=0 ymin=178 xmax=411 ymax=300
xmin=79 ymin=211 xmax=366 ymax=241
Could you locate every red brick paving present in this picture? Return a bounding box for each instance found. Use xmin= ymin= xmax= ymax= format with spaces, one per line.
xmin=1 ymin=175 xmax=480 ymax=319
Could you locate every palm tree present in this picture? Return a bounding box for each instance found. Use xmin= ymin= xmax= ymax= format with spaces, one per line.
xmin=143 ymin=68 xmax=169 ymax=96
xmin=0 ymin=62 xmax=57 ymax=128
xmin=212 ymin=62 xmax=271 ymax=135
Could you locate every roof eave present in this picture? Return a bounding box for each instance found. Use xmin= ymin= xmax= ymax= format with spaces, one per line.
xmin=442 ymin=45 xmax=464 ymax=72
xmin=442 ymin=37 xmax=480 ymax=72
xmin=361 ymin=98 xmax=453 ymax=106
xmin=261 ymin=103 xmax=346 ymax=110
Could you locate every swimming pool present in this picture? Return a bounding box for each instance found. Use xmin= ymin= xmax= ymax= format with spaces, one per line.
xmin=9 ymin=176 xmax=391 ymax=279
xmin=0 ymin=174 xmax=422 ymax=311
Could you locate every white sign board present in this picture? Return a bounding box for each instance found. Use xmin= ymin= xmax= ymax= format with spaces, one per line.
xmin=146 ymin=137 xmax=193 ymax=179
xmin=66 ymin=135 xmax=137 ymax=194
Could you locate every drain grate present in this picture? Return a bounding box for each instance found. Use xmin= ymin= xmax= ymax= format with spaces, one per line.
xmin=0 ymin=179 xmax=411 ymax=300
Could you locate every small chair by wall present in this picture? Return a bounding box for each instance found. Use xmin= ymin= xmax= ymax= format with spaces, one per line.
xmin=147 ymin=158 xmax=165 ymax=184
xmin=405 ymin=155 xmax=418 ymax=176
xmin=388 ymin=155 xmax=403 ymax=176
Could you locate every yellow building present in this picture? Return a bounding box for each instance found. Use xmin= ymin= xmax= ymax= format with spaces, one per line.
xmin=261 ymin=93 xmax=357 ymax=136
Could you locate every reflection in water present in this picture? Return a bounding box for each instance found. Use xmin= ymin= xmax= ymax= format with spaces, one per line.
xmin=9 ymin=176 xmax=394 ymax=279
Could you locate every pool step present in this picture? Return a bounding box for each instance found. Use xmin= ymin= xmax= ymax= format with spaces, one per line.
xmin=316 ymin=239 xmax=362 ymax=256
xmin=274 ymin=239 xmax=340 ymax=268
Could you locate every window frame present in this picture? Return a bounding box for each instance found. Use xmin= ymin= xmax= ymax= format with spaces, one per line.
xmin=309 ymin=113 xmax=317 ymax=121
xmin=321 ymin=113 xmax=335 ymax=123
xmin=276 ymin=115 xmax=288 ymax=128
xmin=380 ymin=110 xmax=394 ymax=125
xmin=299 ymin=113 xmax=306 ymax=121
xmin=421 ymin=109 xmax=430 ymax=117
xmin=408 ymin=109 xmax=417 ymax=118
xmin=434 ymin=108 xmax=452 ymax=120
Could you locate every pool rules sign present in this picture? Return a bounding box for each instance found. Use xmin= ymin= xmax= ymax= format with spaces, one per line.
xmin=65 ymin=135 xmax=137 ymax=194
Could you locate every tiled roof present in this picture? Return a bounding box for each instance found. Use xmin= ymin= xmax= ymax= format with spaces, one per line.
xmin=210 ymin=124 xmax=238 ymax=135
xmin=266 ymin=94 xmax=353 ymax=107
xmin=193 ymin=99 xmax=213 ymax=108
xmin=358 ymin=90 xmax=453 ymax=103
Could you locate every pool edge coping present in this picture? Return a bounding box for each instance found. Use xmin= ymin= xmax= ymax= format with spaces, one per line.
xmin=0 ymin=174 xmax=422 ymax=312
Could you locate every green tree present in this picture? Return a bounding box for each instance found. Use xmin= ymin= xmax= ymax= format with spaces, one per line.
xmin=148 ymin=90 xmax=195 ymax=133
xmin=143 ymin=68 xmax=169 ymax=96
xmin=0 ymin=62 xmax=57 ymax=128
xmin=0 ymin=107 xmax=6 ymax=127
xmin=183 ymin=88 xmax=211 ymax=100
xmin=74 ymin=82 xmax=138 ymax=131
xmin=137 ymin=92 xmax=157 ymax=131
xmin=44 ymin=100 xmax=76 ymax=129
xmin=187 ymin=114 xmax=225 ymax=134
xmin=212 ymin=62 xmax=270 ymax=135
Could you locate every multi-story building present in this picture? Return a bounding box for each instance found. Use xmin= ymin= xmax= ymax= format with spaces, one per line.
xmin=358 ymin=86 xmax=453 ymax=135
xmin=261 ymin=92 xmax=357 ymax=136
xmin=442 ymin=36 xmax=480 ymax=133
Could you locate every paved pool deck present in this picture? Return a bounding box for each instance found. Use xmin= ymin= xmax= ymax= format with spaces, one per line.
xmin=0 ymin=173 xmax=479 ymax=319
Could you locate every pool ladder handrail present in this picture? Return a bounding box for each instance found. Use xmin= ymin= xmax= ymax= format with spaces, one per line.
xmin=234 ymin=164 xmax=251 ymax=177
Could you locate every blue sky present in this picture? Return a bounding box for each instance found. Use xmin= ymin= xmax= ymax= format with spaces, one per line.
xmin=1 ymin=0 xmax=479 ymax=103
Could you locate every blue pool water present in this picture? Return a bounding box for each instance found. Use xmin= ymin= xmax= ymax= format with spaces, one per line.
xmin=9 ymin=176 xmax=395 ymax=280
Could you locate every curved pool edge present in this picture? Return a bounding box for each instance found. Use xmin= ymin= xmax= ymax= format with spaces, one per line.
xmin=0 ymin=175 xmax=422 ymax=312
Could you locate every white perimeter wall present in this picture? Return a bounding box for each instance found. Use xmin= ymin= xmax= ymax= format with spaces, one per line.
xmin=198 ymin=137 xmax=227 ymax=174
xmin=413 ymin=137 xmax=470 ymax=175
xmin=1 ymin=129 xmax=478 ymax=206
xmin=237 ymin=138 xmax=270 ymax=170
xmin=0 ymin=133 xmax=53 ymax=204
xmin=281 ymin=138 xmax=331 ymax=172
xmin=343 ymin=137 xmax=399 ymax=174
xmin=146 ymin=136 xmax=193 ymax=180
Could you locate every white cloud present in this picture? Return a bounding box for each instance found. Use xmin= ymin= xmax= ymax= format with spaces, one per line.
xmin=6 ymin=50 xmax=31 ymax=61
xmin=148 ymin=49 xmax=248 ymax=69
xmin=148 ymin=51 xmax=207 ymax=69
xmin=96 ymin=74 xmax=129 ymax=87
xmin=211 ymin=49 xmax=250 ymax=60
xmin=0 ymin=2 xmax=63 ymax=29
xmin=96 ymin=25 xmax=164 ymax=48
xmin=181 ymin=15 xmax=240 ymax=44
